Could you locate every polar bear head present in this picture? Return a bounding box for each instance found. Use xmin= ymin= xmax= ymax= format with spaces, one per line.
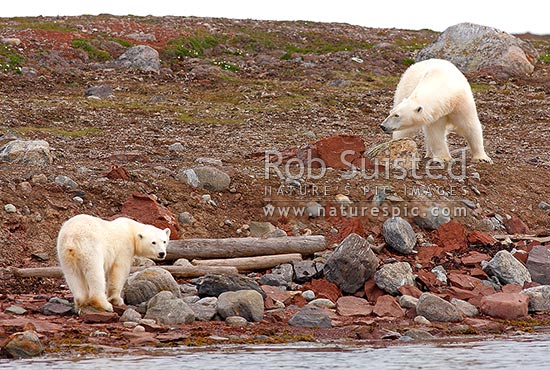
xmin=136 ymin=226 xmax=170 ymax=260
xmin=380 ymin=97 xmax=425 ymax=134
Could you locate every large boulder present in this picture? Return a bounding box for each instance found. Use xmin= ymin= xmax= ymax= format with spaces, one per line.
xmin=0 ymin=139 xmax=53 ymax=165
xmin=196 ymin=274 xmax=266 ymax=298
xmin=416 ymin=22 xmax=538 ymax=76
xmin=382 ymin=217 xmax=416 ymax=254
xmin=216 ymin=290 xmax=264 ymax=322
xmin=144 ymin=291 xmax=195 ymax=324
xmin=522 ymin=285 xmax=550 ymax=312
xmin=482 ymin=250 xmax=532 ymax=285
xmin=480 ymin=292 xmax=528 ymax=320
xmin=288 ymin=306 xmax=331 ymax=328
xmin=116 ymin=45 xmax=160 ymax=73
xmin=374 ymin=262 xmax=416 ymax=295
xmin=526 ymin=246 xmax=550 ymax=285
xmin=323 ymin=233 xmax=379 ymax=294
xmin=122 ymin=267 xmax=181 ymax=306
xmin=415 ymin=293 xmax=462 ymax=322
xmin=177 ymin=166 xmax=231 ymax=192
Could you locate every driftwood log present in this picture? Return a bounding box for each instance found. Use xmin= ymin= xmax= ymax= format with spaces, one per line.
xmin=166 ymin=235 xmax=326 ymax=260
xmin=493 ymin=234 xmax=550 ymax=243
xmin=192 ymin=253 xmax=303 ymax=272
xmin=0 ymin=265 xmax=238 ymax=280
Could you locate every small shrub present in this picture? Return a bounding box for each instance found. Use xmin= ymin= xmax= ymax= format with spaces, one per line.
xmin=0 ymin=45 xmax=24 ymax=73
xmin=212 ymin=60 xmax=240 ymax=72
xmin=402 ymin=58 xmax=415 ymax=66
xmin=71 ymin=38 xmax=111 ymax=62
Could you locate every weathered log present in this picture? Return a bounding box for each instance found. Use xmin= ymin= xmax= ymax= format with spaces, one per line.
xmin=167 ymin=235 xmax=326 ymax=260
xmin=493 ymin=234 xmax=550 ymax=243
xmin=1 ymin=265 xmax=238 ymax=280
xmin=192 ymin=253 xmax=303 ymax=272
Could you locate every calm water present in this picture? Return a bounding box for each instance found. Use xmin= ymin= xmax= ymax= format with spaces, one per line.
xmin=1 ymin=334 xmax=549 ymax=370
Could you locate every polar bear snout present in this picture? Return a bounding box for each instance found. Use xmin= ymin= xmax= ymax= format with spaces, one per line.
xmin=380 ymin=118 xmax=395 ymax=134
xmin=158 ymin=251 xmax=166 ymax=259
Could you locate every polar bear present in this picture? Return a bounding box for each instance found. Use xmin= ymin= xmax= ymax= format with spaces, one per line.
xmin=57 ymin=214 xmax=170 ymax=312
xmin=380 ymin=58 xmax=492 ymax=163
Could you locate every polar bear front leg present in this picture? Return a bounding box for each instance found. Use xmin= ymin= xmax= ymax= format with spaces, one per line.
xmin=107 ymin=262 xmax=131 ymax=306
xmin=424 ymin=118 xmax=452 ymax=162
xmin=464 ymin=120 xmax=493 ymax=163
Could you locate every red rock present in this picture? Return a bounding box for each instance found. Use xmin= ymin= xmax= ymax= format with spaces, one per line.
xmin=431 ymin=221 xmax=468 ymax=251
xmin=336 ymin=296 xmax=373 ymax=317
xmin=480 ymin=293 xmax=528 ymax=320
xmin=416 ymin=270 xmax=444 ymax=291
xmin=372 ymin=295 xmax=405 ymax=318
xmin=304 ymin=279 xmax=342 ymax=303
xmin=121 ymin=192 xmax=180 ymax=239
xmin=363 ymin=279 xmax=386 ymax=304
xmin=105 ymin=165 xmax=131 ymax=181
xmin=504 ymin=216 xmax=530 ymax=235
xmin=470 ymin=268 xmax=488 ymax=279
xmin=447 ymin=273 xmax=483 ymax=290
xmin=445 ymin=287 xmax=479 ymax=301
xmin=289 ymin=294 xmax=308 ymax=308
xmin=462 ymin=318 xmax=506 ymax=333
xmin=467 ymin=231 xmax=497 ymax=246
xmin=398 ymin=284 xmax=423 ymax=298
xmin=80 ymin=311 xmax=118 ymax=323
xmin=314 ymin=134 xmax=366 ymax=169
xmin=461 ymin=251 xmax=491 ymax=266
xmin=512 ymin=250 xmax=529 ymax=265
xmin=122 ymin=332 xmax=160 ymax=346
xmin=502 ymin=284 xmax=523 ymax=294
xmin=261 ymin=285 xmax=293 ymax=305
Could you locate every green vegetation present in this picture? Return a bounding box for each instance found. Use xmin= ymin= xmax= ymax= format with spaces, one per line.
xmin=7 ymin=17 xmax=76 ymax=32
xmin=402 ymin=58 xmax=415 ymax=66
xmin=212 ymin=60 xmax=240 ymax=72
xmin=0 ymin=45 xmax=24 ymax=73
xmin=540 ymin=53 xmax=550 ymax=63
xmin=71 ymin=38 xmax=111 ymax=61
xmin=283 ymin=32 xmax=374 ymax=54
xmin=110 ymin=38 xmax=133 ymax=48
xmin=166 ymin=31 xmax=226 ymax=59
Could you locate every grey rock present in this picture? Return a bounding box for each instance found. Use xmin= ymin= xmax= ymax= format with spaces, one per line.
xmin=403 ymin=328 xmax=435 ymax=340
xmin=307 ymin=298 xmax=336 ymax=309
xmin=180 ymin=283 xmax=198 ymax=296
xmin=178 ymin=211 xmax=195 ymax=225
xmin=327 ymin=79 xmax=351 ymax=87
xmin=54 ymin=175 xmax=78 ymax=188
xmin=126 ymin=32 xmax=156 ymax=42
xmin=144 ymin=291 xmax=195 ymax=324
xmin=123 ymin=267 xmax=181 ymax=306
xmin=189 ymin=303 xmax=217 ymax=321
xmin=196 ymin=274 xmax=266 ymax=298
xmin=414 ymin=315 xmax=432 ymax=325
xmin=265 ymin=229 xmax=288 ymax=238
xmin=293 ymin=260 xmax=322 ymax=283
xmin=5 ymin=305 xmax=27 ymax=315
xmin=323 ymin=233 xmax=379 ymax=293
xmin=259 ymin=273 xmax=289 ymax=287
xmin=225 ymin=315 xmax=248 ymax=327
xmin=248 ymin=221 xmax=277 ymax=237
xmin=431 ymin=265 xmax=448 ymax=284
xmin=398 ymin=295 xmax=418 ymax=309
xmin=1 ymin=37 xmax=21 ymax=46
xmin=85 ymin=84 xmax=113 ymax=98
xmin=416 ymin=293 xmax=462 ymax=322
xmin=416 ymin=22 xmax=538 ymax=76
xmin=216 ymin=290 xmax=264 ymax=322
xmin=522 ymin=285 xmax=550 ymax=312
xmin=196 ymin=297 xmax=218 ymax=307
xmin=414 ymin=207 xmax=451 ymax=230
xmin=2 ymin=330 xmax=43 ymax=358
xmin=195 ymin=157 xmax=223 ymax=166
xmin=182 ymin=296 xmax=200 ymax=304
xmin=173 ymin=258 xmax=193 ymax=267
xmin=0 ymin=139 xmax=53 ymax=165
xmin=271 ymin=263 xmax=294 ymax=283
xmin=374 ymin=262 xmax=416 ymax=295
xmin=526 ymin=246 xmax=550 ymax=285
xmin=39 ymin=302 xmax=73 ymax=316
xmin=132 ymin=256 xmax=156 ymax=267
xmin=451 ymin=298 xmax=479 ymax=317
xmin=305 ymin=201 xmax=323 ymax=218
xmin=288 ymin=306 xmax=331 ymax=328
xmin=4 ymin=204 xmax=16 ymax=213
xmin=382 ymin=217 xmax=417 ymax=254
xmin=168 ymin=142 xmax=184 ymax=152
xmin=120 ymin=308 xmax=142 ymax=323
xmin=116 ymin=45 xmax=160 ymax=73
xmin=539 ymin=201 xmax=550 ymax=211
xmin=177 ymin=166 xmax=231 ymax=192
xmin=482 ymin=250 xmax=532 ymax=285
xmin=301 ymin=290 xmax=316 ymax=302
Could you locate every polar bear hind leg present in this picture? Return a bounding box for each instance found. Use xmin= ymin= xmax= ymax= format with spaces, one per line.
xmin=106 ymin=262 xmax=130 ymax=306
xmin=80 ymin=255 xmax=113 ymax=312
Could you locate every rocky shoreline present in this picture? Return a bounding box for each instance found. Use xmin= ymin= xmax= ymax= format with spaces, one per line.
xmin=1 ymin=16 xmax=549 ymax=359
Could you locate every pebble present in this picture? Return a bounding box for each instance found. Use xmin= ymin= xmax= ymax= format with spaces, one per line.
xmin=301 ymin=290 xmax=316 ymax=302
xmin=225 ymin=316 xmax=249 ymax=327
xmin=132 ymin=325 xmax=146 ymax=333
xmin=307 ymin=298 xmax=336 ymax=309
xmin=178 ymin=211 xmax=195 ymax=225
xmin=4 ymin=204 xmax=16 ymax=213
xmin=539 ymin=201 xmax=550 ymax=211
xmin=414 ymin=315 xmax=432 ymax=325
xmin=5 ymin=305 xmax=27 ymax=315
xmin=73 ymin=196 xmax=84 ymax=205
xmin=54 ymin=175 xmax=78 ymax=188
xmin=169 ymin=142 xmax=184 ymax=152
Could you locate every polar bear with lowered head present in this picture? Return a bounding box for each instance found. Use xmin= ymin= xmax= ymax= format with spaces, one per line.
xmin=380 ymin=58 xmax=492 ymax=163
xmin=57 ymin=214 xmax=170 ymax=312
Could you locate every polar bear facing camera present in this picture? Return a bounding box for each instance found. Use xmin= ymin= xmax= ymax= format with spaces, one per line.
xmin=380 ymin=58 xmax=492 ymax=163
xmin=57 ymin=214 xmax=170 ymax=312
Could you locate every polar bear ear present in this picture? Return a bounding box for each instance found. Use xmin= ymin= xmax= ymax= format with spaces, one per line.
xmin=164 ymin=228 xmax=171 ymax=238
xmin=415 ymin=106 xmax=423 ymax=113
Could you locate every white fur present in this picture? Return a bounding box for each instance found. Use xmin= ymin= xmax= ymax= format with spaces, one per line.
xmin=380 ymin=59 xmax=492 ymax=163
xmin=57 ymin=214 xmax=170 ymax=312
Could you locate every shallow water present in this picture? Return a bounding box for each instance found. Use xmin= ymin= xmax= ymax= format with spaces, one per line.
xmin=1 ymin=334 xmax=549 ymax=370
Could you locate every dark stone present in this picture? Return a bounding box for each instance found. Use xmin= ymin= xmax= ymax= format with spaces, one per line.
xmin=196 ymin=274 xmax=266 ymax=298
xmin=288 ymin=306 xmax=331 ymax=328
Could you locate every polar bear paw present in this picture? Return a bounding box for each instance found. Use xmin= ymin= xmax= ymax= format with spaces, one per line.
xmin=472 ymin=155 xmax=493 ymax=164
